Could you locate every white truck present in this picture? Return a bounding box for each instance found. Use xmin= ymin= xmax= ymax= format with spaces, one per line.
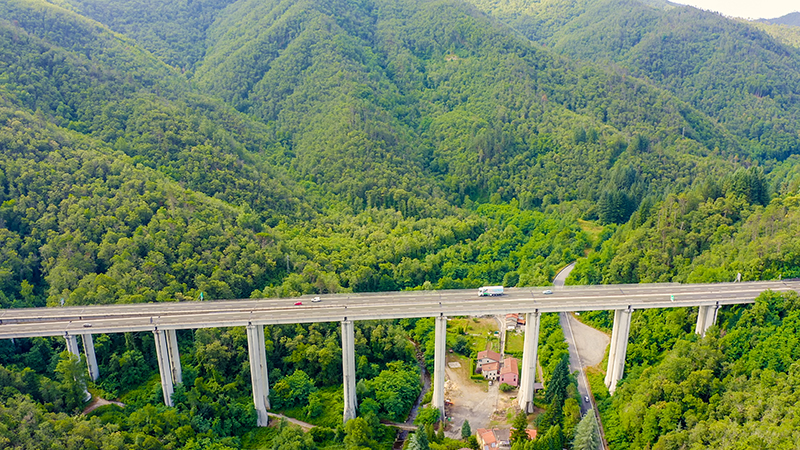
xmin=478 ymin=286 xmax=504 ymax=296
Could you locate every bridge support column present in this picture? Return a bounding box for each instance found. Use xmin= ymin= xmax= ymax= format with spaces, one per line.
xmin=432 ymin=315 xmax=447 ymax=418
xmin=518 ymin=310 xmax=541 ymax=413
xmin=603 ymin=310 xmax=621 ymax=388
xmin=246 ymin=324 xmax=270 ymax=427
xmin=342 ymin=320 xmax=357 ymax=423
xmin=65 ymin=334 xmax=80 ymax=358
xmin=605 ymin=307 xmax=632 ymax=395
xmin=82 ymin=334 xmax=100 ymax=381
xmin=153 ymin=329 xmax=174 ymax=407
xmin=64 ymin=334 xmax=91 ymax=400
xmin=695 ymin=303 xmax=719 ymax=337
xmin=166 ymin=330 xmax=182 ymax=385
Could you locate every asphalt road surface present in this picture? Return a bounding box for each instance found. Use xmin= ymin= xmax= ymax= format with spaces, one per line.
xmin=1 ymin=280 xmax=797 ymax=339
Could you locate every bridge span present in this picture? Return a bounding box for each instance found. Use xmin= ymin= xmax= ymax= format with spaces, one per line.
xmin=1 ymin=280 xmax=797 ymax=424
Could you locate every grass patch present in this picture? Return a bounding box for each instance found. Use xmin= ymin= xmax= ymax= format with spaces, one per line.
xmin=275 ymin=385 xmax=343 ymax=428
xmin=577 ymin=218 xmax=603 ymax=243
xmin=448 ymin=317 xmax=501 ymax=354
xmin=505 ymin=330 xmax=524 ymax=355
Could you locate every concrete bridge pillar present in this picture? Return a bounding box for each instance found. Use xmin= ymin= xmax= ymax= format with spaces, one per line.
xmin=432 ymin=315 xmax=447 ymax=418
xmin=246 ymin=324 xmax=270 ymax=427
xmin=65 ymin=334 xmax=80 ymax=357
xmin=605 ymin=307 xmax=633 ymax=395
xmin=64 ymin=334 xmax=91 ymax=400
xmin=153 ymin=329 xmax=175 ymax=406
xmin=166 ymin=330 xmax=182 ymax=385
xmin=603 ymin=310 xmax=622 ymax=388
xmin=695 ymin=303 xmax=719 ymax=337
xmin=82 ymin=334 xmax=100 ymax=381
xmin=518 ymin=310 xmax=541 ymax=413
xmin=342 ymin=319 xmax=358 ymax=423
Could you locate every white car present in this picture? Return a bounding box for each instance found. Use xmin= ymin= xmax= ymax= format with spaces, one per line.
xmin=543 ymin=290 xmax=553 ymax=295
xmin=312 ymin=296 xmax=321 ymax=303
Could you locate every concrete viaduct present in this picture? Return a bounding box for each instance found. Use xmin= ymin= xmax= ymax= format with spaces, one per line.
xmin=1 ymin=280 xmax=797 ymax=425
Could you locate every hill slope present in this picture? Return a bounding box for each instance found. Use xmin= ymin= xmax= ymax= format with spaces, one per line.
xmin=466 ymin=0 xmax=800 ymax=161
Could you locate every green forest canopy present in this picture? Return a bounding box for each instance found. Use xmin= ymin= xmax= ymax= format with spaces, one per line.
xmin=1 ymin=0 xmax=800 ymax=448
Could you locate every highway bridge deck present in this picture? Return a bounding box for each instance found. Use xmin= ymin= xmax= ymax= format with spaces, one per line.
xmin=1 ymin=281 xmax=797 ymax=339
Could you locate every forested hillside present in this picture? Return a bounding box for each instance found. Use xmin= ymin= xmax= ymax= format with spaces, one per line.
xmin=2 ymin=0 xmax=800 ymax=448
xmin=468 ymin=0 xmax=800 ymax=162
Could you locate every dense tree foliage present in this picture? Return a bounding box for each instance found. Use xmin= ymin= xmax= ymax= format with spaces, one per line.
xmin=2 ymin=0 xmax=800 ymax=448
xmin=594 ymin=291 xmax=800 ymax=450
xmin=469 ymin=0 xmax=800 ymax=162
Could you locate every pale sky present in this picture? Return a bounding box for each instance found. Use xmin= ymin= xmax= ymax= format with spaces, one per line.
xmin=672 ymin=0 xmax=799 ymax=20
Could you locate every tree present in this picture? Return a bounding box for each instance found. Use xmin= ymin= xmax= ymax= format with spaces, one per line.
xmin=55 ymin=351 xmax=89 ymax=411
xmin=540 ymin=424 xmax=564 ymax=450
xmin=572 ymin=412 xmax=601 ymax=450
xmin=461 ymin=419 xmax=472 ymax=439
xmin=343 ymin=417 xmax=378 ymax=450
xmin=511 ymin=410 xmax=529 ymax=445
xmin=271 ymin=423 xmax=317 ymax=450
xmin=544 ymin=357 xmax=570 ymax=404
xmin=562 ymin=398 xmax=582 ymax=440
xmin=270 ymin=370 xmax=315 ymax=409
xmin=407 ymin=426 xmax=430 ymax=450
xmin=414 ymin=405 xmax=440 ymax=426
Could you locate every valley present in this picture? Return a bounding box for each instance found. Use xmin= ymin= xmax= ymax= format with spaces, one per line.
xmin=1 ymin=0 xmax=800 ymax=449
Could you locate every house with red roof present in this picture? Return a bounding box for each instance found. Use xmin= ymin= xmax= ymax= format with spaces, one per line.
xmin=476 ymin=428 xmax=510 ymax=450
xmin=499 ymin=357 xmax=519 ymax=387
xmin=482 ymin=361 xmax=500 ymax=380
xmin=476 ymin=349 xmax=502 ymax=373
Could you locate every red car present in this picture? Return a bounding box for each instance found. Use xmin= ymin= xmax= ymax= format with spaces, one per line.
xmin=294 ymin=301 xmax=303 ymax=306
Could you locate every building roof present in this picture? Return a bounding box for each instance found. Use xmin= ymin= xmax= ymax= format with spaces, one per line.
xmin=477 ymin=428 xmax=497 ymax=446
xmin=500 ymin=357 xmax=518 ymax=375
xmin=494 ymin=429 xmax=510 ymax=442
xmin=483 ymin=361 xmax=500 ymax=372
xmin=477 ymin=349 xmax=502 ymax=362
xmin=526 ymin=429 xmax=538 ymax=440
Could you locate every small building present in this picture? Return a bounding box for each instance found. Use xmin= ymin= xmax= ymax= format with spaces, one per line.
xmin=482 ymin=361 xmax=500 ymax=380
xmin=477 ymin=428 xmax=511 ymax=450
xmin=499 ymin=357 xmax=519 ymax=387
xmin=476 ymin=349 xmax=502 ymax=373
xmin=505 ymin=313 xmax=527 ymax=331
xmin=505 ymin=313 xmax=519 ymax=330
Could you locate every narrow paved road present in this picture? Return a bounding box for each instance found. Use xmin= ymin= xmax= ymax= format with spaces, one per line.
xmin=554 ymin=264 xmax=599 ymax=414
xmin=554 ymin=263 xmax=609 ymax=449
xmin=266 ymin=412 xmax=315 ymax=430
